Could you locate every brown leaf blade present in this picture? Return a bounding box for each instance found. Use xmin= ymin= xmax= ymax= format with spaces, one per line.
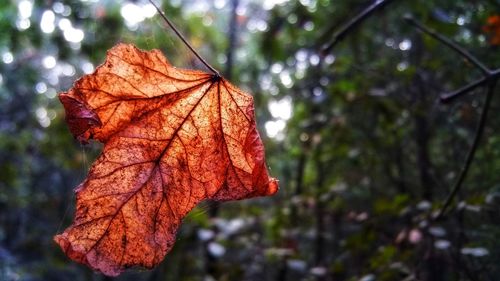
xmin=55 ymin=43 xmax=278 ymax=276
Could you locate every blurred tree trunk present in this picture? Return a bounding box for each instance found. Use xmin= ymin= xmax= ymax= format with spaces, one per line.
xmin=414 ymin=98 xmax=433 ymax=200
xmin=225 ymin=0 xmax=239 ymax=80
xmin=204 ymin=0 xmax=240 ymax=278
xmin=411 ymin=32 xmax=445 ymax=281
xmin=314 ymin=144 xmax=326 ymax=279
xmin=290 ymin=144 xmax=308 ymax=223
xmin=410 ymin=34 xmax=433 ymax=201
xmin=394 ymin=142 xmax=406 ymax=193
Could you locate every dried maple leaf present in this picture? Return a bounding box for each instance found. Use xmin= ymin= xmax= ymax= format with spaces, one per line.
xmin=55 ymin=43 xmax=278 ymax=276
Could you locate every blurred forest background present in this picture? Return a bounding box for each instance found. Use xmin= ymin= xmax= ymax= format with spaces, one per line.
xmin=2 ymin=0 xmax=500 ymax=280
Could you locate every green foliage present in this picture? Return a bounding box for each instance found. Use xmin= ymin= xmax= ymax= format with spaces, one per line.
xmin=1 ymin=0 xmax=500 ymax=280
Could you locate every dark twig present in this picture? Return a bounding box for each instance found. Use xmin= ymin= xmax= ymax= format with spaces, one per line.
xmin=441 ymin=69 xmax=500 ymax=103
xmin=436 ymin=81 xmax=497 ymax=219
xmin=321 ymin=0 xmax=397 ymax=54
xmin=404 ymin=15 xmax=490 ymax=75
xmin=407 ymin=14 xmax=500 ymax=103
xmin=148 ymin=0 xmax=220 ymax=76
xmin=404 ymin=15 xmax=500 ymax=218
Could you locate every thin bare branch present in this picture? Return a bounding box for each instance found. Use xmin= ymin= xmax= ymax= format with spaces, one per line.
xmin=436 ymin=80 xmax=497 ymax=219
xmin=440 ymin=69 xmax=500 ymax=103
xmin=404 ymin=15 xmax=500 ymax=219
xmin=404 ymin=15 xmax=490 ymax=75
xmin=321 ymin=0 xmax=397 ymax=54
xmin=148 ymin=0 xmax=220 ymax=76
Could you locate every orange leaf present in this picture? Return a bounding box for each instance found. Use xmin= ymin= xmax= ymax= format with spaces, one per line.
xmin=55 ymin=43 xmax=278 ymax=276
xmin=483 ymin=15 xmax=500 ymax=46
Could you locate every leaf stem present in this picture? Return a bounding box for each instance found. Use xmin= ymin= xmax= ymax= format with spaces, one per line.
xmin=148 ymin=0 xmax=220 ymax=76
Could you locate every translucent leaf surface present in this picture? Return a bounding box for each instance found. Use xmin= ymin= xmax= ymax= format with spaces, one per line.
xmin=55 ymin=43 xmax=278 ymax=276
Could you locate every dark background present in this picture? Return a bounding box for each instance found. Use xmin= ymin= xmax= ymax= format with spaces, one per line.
xmin=1 ymin=0 xmax=500 ymax=280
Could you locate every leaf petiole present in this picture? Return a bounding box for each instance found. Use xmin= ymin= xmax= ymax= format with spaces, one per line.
xmin=147 ymin=0 xmax=220 ymax=76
